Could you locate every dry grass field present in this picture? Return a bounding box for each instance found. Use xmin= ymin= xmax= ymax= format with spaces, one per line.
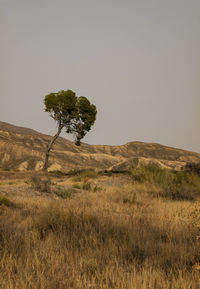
xmin=0 ymin=167 xmax=200 ymax=289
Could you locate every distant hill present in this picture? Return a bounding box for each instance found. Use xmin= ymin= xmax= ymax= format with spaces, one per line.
xmin=0 ymin=121 xmax=200 ymax=172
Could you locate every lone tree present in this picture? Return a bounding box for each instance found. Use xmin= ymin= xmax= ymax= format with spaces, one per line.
xmin=43 ymin=90 xmax=97 ymax=171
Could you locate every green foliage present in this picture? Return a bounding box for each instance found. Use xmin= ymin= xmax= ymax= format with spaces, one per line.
xmin=100 ymin=170 xmax=131 ymax=176
xmin=30 ymin=175 xmax=52 ymax=193
xmin=66 ymin=169 xmax=83 ymax=177
xmin=44 ymin=90 xmax=97 ymax=146
xmin=52 ymin=169 xmax=99 ymax=179
xmin=0 ymin=195 xmax=12 ymax=207
xmin=54 ymin=186 xmax=77 ymax=199
xmin=44 ymin=90 xmax=77 ymax=121
xmin=82 ymin=182 xmax=92 ymax=191
xmin=72 ymin=182 xmax=102 ymax=192
xmin=93 ymin=185 xmax=102 ymax=192
xmin=131 ymin=164 xmax=200 ymax=201
xmin=131 ymin=164 xmax=167 ymax=184
xmin=72 ymin=184 xmax=81 ymax=189
xmin=49 ymin=170 xmax=68 ymax=177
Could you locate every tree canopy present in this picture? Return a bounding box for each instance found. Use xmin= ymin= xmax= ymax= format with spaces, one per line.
xmin=43 ymin=90 xmax=97 ymax=170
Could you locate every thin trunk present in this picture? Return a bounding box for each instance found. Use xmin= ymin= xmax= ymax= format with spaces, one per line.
xmin=43 ymin=124 xmax=63 ymax=171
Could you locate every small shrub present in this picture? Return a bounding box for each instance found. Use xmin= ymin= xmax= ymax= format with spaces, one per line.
xmin=160 ymin=171 xmax=200 ymax=201
xmin=72 ymin=175 xmax=82 ymax=182
xmin=0 ymin=195 xmax=13 ymax=207
xmin=131 ymin=164 xmax=169 ymax=184
xmin=100 ymin=170 xmax=113 ymax=176
xmin=70 ymin=170 xmax=99 ymax=181
xmin=93 ymin=185 xmax=102 ymax=192
xmin=158 ymin=185 xmax=194 ymax=201
xmin=49 ymin=170 xmax=67 ymax=177
xmin=54 ymin=186 xmax=76 ymax=199
xmin=72 ymin=182 xmax=102 ymax=192
xmin=66 ymin=169 xmax=82 ymax=176
xmin=100 ymin=170 xmax=130 ymax=176
xmin=30 ymin=175 xmax=52 ymax=193
xmin=72 ymin=184 xmax=81 ymax=189
xmin=82 ymin=182 xmax=91 ymax=191
xmin=185 ymin=162 xmax=200 ymax=176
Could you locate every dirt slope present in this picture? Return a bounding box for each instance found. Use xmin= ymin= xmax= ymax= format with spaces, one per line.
xmin=0 ymin=121 xmax=200 ymax=171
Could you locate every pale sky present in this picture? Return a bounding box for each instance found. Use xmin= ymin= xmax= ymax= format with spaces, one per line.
xmin=0 ymin=0 xmax=200 ymax=153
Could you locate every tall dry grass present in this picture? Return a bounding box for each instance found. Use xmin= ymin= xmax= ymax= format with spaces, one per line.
xmin=0 ymin=174 xmax=200 ymax=289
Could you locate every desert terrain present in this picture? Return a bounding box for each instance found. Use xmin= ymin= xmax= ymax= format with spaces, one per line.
xmin=1 ymin=121 xmax=200 ymax=172
xmin=0 ymin=121 xmax=200 ymax=289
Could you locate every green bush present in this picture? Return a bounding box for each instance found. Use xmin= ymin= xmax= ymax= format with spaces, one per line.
xmin=131 ymin=164 xmax=171 ymax=185
xmin=67 ymin=169 xmax=99 ymax=180
xmin=72 ymin=183 xmax=102 ymax=192
xmin=54 ymin=186 xmax=77 ymax=199
xmin=49 ymin=170 xmax=68 ymax=177
xmin=72 ymin=184 xmax=81 ymax=189
xmin=131 ymin=164 xmax=200 ymax=201
xmin=100 ymin=170 xmax=130 ymax=176
xmin=66 ymin=169 xmax=82 ymax=176
xmin=93 ymin=185 xmax=102 ymax=192
xmin=0 ymin=195 xmax=13 ymax=207
xmin=82 ymin=182 xmax=91 ymax=191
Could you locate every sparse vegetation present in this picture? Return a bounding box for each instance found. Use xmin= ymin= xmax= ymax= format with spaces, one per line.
xmin=0 ymin=195 xmax=13 ymax=207
xmin=82 ymin=181 xmax=92 ymax=191
xmin=30 ymin=174 xmax=52 ymax=193
xmin=185 ymin=162 xmax=200 ymax=176
xmin=72 ymin=183 xmax=81 ymax=189
xmin=130 ymin=164 xmax=200 ymax=201
xmin=72 ymin=181 xmax=102 ymax=192
xmin=0 ymin=166 xmax=200 ymax=288
xmin=0 ymin=187 xmax=199 ymax=289
xmin=54 ymin=186 xmax=77 ymax=199
xmin=93 ymin=185 xmax=102 ymax=192
xmin=49 ymin=170 xmax=68 ymax=177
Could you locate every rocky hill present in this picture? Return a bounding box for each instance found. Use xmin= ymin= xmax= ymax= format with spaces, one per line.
xmin=0 ymin=121 xmax=200 ymax=172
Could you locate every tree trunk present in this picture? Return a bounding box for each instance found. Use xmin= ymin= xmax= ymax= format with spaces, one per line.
xmin=43 ymin=124 xmax=63 ymax=171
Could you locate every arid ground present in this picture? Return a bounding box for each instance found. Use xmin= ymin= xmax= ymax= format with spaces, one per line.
xmin=0 ymin=168 xmax=200 ymax=289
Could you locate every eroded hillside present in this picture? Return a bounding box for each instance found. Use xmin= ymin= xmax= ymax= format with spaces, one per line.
xmin=0 ymin=121 xmax=200 ymax=172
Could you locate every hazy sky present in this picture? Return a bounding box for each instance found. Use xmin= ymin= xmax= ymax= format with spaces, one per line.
xmin=0 ymin=0 xmax=200 ymax=152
